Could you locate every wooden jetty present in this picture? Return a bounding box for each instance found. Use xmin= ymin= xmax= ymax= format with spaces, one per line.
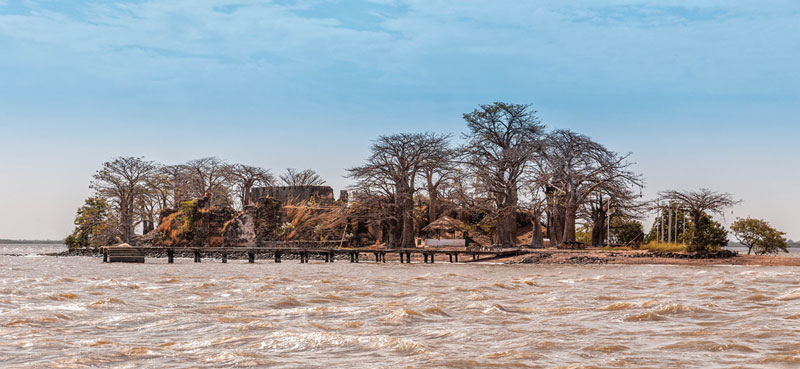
xmin=100 ymin=245 xmax=530 ymax=264
xmin=104 ymin=246 xmax=145 ymax=263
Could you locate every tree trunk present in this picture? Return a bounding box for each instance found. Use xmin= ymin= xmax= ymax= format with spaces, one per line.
xmin=689 ymin=211 xmax=702 ymax=252
xmin=143 ymin=219 xmax=155 ymax=234
xmin=590 ymin=212 xmax=606 ymax=247
xmin=544 ymin=209 xmax=552 ymax=240
xmin=401 ymin=210 xmax=415 ymax=248
xmin=428 ymin=188 xmax=438 ymax=226
xmin=551 ymin=205 xmax=565 ymax=245
xmin=495 ymin=188 xmax=518 ymax=247
xmin=398 ymin=188 xmax=416 ymax=249
xmin=530 ymin=208 xmax=545 ymax=248
xmin=387 ymin=219 xmax=401 ymax=248
xmin=120 ymin=206 xmax=134 ymax=243
xmin=242 ymin=185 xmax=251 ymax=208
xmin=562 ymin=204 xmax=578 ymax=243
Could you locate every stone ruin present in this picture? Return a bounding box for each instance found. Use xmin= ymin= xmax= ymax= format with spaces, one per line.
xmin=222 ymin=196 xmax=282 ymax=247
xmin=150 ymin=195 xmax=283 ymax=248
xmin=145 ymin=186 xmax=359 ymax=248
xmin=249 ymin=185 xmax=345 ymax=205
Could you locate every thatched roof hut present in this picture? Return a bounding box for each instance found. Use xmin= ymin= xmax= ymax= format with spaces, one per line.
xmin=422 ymin=216 xmax=465 ymax=233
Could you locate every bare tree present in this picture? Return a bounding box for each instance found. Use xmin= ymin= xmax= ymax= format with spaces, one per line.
xmin=520 ymin=185 xmax=548 ymax=248
xmin=419 ymin=135 xmax=458 ymax=225
xmin=182 ymin=157 xmax=231 ymax=205
xmin=581 ymin=186 xmax=644 ymax=246
xmin=92 ymin=157 xmax=159 ymax=242
xmin=348 ymin=132 xmax=450 ymax=248
xmin=348 ymin=179 xmax=397 ymax=245
xmin=462 ymin=102 xmax=545 ymax=247
xmin=135 ymin=187 xmax=160 ymax=234
xmin=535 ymin=130 xmax=642 ymax=244
xmin=656 ymin=189 xmax=740 ymax=250
xmin=228 ymin=164 xmax=275 ymax=207
xmin=159 ymin=165 xmax=192 ymax=207
xmin=280 ymin=168 xmax=326 ymax=186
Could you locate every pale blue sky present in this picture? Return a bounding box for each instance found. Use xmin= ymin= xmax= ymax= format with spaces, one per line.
xmin=1 ymin=0 xmax=798 ymax=240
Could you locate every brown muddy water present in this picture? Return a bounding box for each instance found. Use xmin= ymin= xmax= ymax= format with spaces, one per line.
xmin=1 ymin=246 xmax=800 ymax=368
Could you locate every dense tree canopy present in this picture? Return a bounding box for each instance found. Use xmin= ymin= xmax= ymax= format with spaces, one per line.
xmin=64 ymin=197 xmax=116 ymax=248
xmin=731 ymin=218 xmax=788 ymax=255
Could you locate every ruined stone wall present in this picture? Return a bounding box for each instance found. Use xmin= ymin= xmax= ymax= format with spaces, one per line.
xmin=151 ymin=198 xmax=236 ymax=248
xmin=249 ymin=186 xmax=337 ymax=205
xmin=223 ymin=197 xmax=283 ymax=247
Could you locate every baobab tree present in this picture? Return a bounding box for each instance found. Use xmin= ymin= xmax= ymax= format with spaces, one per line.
xmin=280 ymin=168 xmax=326 ymax=186
xmin=582 ymin=186 xmax=644 ymax=246
xmin=181 ymin=157 xmax=231 ymax=205
xmin=462 ymin=102 xmax=546 ymax=247
xmin=656 ymin=189 xmax=740 ymax=251
xmin=228 ymin=164 xmax=275 ymax=207
xmin=534 ymin=130 xmax=642 ymax=244
xmin=519 ymin=185 xmax=548 ymax=249
xmin=159 ymin=164 xmax=193 ymax=207
xmin=419 ymin=135 xmax=458 ymax=225
xmin=348 ymin=132 xmax=451 ymax=248
xmin=92 ymin=156 xmax=159 ymax=242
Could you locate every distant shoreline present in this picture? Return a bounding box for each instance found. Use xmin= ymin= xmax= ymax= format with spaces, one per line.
xmin=0 ymin=240 xmax=64 ymax=245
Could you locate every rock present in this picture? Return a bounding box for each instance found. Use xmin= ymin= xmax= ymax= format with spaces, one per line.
xmin=223 ymin=197 xmax=283 ymax=247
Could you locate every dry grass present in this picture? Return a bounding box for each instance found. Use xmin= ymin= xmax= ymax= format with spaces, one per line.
xmin=283 ymin=202 xmax=347 ymax=241
xmin=642 ymin=242 xmax=687 ymax=253
xmin=155 ymin=212 xmax=184 ymax=246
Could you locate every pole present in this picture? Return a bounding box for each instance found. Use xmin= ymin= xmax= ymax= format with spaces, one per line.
xmin=682 ymin=209 xmax=686 ymax=240
xmin=668 ymin=208 xmax=673 ymax=243
xmin=606 ymin=199 xmax=611 ymax=246
xmin=674 ymin=208 xmax=678 ymax=244
xmin=660 ymin=207 xmax=665 ymax=243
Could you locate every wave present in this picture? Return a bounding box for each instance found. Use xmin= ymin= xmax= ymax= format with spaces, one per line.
xmin=270 ymin=296 xmax=303 ymax=309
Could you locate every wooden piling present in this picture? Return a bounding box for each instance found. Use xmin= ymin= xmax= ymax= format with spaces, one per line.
xmin=430 ymin=254 xmax=434 ymax=263
xmin=222 ymin=252 xmax=227 ymax=263
xmin=102 ymin=250 xmax=108 ymax=263
xmin=167 ymin=249 xmax=174 ymax=264
xmin=275 ymin=251 xmax=281 ymax=263
xmin=248 ymin=252 xmax=255 ymax=263
xmin=194 ymin=250 xmax=201 ymax=263
xmin=406 ymin=252 xmax=411 ymax=264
